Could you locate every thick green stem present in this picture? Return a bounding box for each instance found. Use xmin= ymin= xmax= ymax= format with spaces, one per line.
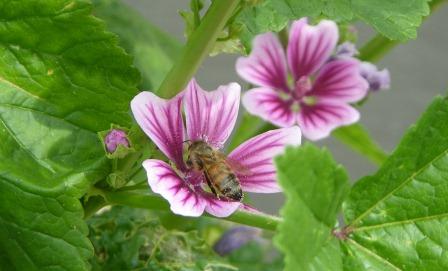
xmin=102 ymin=191 xmax=280 ymax=231
xmin=358 ymin=36 xmax=398 ymax=63
xmin=157 ymin=0 xmax=240 ymax=97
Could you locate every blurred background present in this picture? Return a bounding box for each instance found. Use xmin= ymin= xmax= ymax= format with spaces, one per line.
xmin=123 ymin=0 xmax=448 ymax=214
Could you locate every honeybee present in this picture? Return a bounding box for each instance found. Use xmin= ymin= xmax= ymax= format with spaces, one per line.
xmin=185 ymin=140 xmax=243 ymax=202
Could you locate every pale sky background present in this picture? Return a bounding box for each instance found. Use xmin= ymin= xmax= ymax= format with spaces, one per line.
xmin=126 ymin=0 xmax=448 ymax=214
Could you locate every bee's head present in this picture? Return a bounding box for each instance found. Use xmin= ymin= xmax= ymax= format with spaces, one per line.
xmin=184 ymin=141 xmax=213 ymax=169
xmin=188 ymin=140 xmax=213 ymax=153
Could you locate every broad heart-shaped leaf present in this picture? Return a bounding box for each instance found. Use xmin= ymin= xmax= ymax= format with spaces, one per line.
xmin=274 ymin=144 xmax=350 ymax=271
xmin=93 ymin=0 xmax=182 ymax=91
xmin=343 ymin=96 xmax=448 ymax=270
xmin=0 ymin=0 xmax=139 ymax=269
xmin=235 ymin=0 xmax=430 ymax=50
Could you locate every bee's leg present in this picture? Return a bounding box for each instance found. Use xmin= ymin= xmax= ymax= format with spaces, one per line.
xmin=204 ymin=171 xmax=219 ymax=199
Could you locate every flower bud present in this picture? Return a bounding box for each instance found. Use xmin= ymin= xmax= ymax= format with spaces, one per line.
xmin=99 ymin=126 xmax=133 ymax=159
xmin=360 ymin=62 xmax=391 ymax=92
xmin=334 ymin=42 xmax=359 ymax=58
xmin=105 ymin=129 xmax=130 ymax=153
xmin=213 ymin=226 xmax=261 ymax=256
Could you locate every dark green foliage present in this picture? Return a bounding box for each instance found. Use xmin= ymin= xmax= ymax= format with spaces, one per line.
xmin=0 ymin=0 xmax=139 ymax=269
xmin=88 ymin=206 xmax=237 ymax=271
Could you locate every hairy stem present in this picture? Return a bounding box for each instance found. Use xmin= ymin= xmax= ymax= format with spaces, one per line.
xmin=100 ymin=191 xmax=280 ymax=231
xmin=157 ymin=0 xmax=240 ymax=97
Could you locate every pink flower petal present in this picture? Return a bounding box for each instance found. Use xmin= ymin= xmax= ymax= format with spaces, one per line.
xmin=228 ymin=127 xmax=301 ymax=193
xmin=203 ymin=194 xmax=241 ymax=217
xmin=131 ymin=92 xmax=185 ymax=169
xmin=242 ymin=87 xmax=295 ymax=128
xmin=287 ymin=18 xmax=338 ymax=80
xmin=310 ymin=58 xmax=368 ymax=103
xmin=184 ymin=79 xmax=240 ymax=147
xmin=297 ymin=103 xmax=360 ymax=141
xmin=236 ymin=33 xmax=289 ymax=91
xmin=143 ymin=159 xmax=206 ymax=217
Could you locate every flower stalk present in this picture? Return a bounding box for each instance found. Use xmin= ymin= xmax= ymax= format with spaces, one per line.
xmin=157 ymin=0 xmax=240 ymax=98
xmin=101 ymin=191 xmax=280 ymax=231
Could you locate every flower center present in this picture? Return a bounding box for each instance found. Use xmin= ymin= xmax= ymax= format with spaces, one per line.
xmin=293 ymin=76 xmax=312 ymax=100
xmin=302 ymin=96 xmax=317 ymax=106
xmin=290 ymin=102 xmax=300 ymax=112
xmin=278 ymin=91 xmax=292 ymax=101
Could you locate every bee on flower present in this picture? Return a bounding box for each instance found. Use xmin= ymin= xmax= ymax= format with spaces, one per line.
xmin=131 ymin=79 xmax=301 ymax=217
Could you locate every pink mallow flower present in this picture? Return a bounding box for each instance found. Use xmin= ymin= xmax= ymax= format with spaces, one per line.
xmin=131 ymin=79 xmax=301 ymax=217
xmin=236 ymin=18 xmax=369 ymax=140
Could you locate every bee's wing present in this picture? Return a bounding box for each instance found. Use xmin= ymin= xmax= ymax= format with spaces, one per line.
xmin=217 ymin=152 xmax=253 ymax=176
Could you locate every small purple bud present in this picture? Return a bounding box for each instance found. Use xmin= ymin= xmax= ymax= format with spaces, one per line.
xmin=360 ymin=62 xmax=391 ymax=92
xmin=104 ymin=129 xmax=130 ymax=153
xmin=334 ymin=42 xmax=359 ymax=58
xmin=213 ymin=226 xmax=261 ymax=256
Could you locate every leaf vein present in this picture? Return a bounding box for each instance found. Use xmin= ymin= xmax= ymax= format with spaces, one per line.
xmin=349 ymin=147 xmax=448 ymax=226
xmin=346 ymin=239 xmax=402 ymax=271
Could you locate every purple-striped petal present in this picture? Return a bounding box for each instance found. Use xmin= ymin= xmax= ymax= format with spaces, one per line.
xmin=228 ymin=127 xmax=301 ymax=193
xmin=184 ymin=79 xmax=240 ymax=148
xmin=143 ymin=159 xmax=206 ymax=217
xmin=203 ymin=194 xmax=241 ymax=217
xmin=310 ymin=58 xmax=368 ymax=103
xmin=297 ymin=103 xmax=359 ymax=140
xmin=287 ymin=18 xmax=338 ymax=80
xmin=242 ymin=87 xmax=295 ymax=128
xmin=236 ymin=33 xmax=289 ymax=91
xmin=131 ymin=92 xmax=185 ymax=169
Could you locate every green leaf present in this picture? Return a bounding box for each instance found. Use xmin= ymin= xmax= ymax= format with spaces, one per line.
xmin=274 ymin=144 xmax=350 ymax=271
xmin=0 ymin=0 xmax=139 ymax=269
xmin=332 ymin=124 xmax=388 ymax=165
xmin=93 ymin=0 xmax=182 ymax=91
xmin=235 ymin=0 xmax=430 ymax=50
xmin=352 ymin=0 xmax=430 ymax=41
xmin=343 ymin=96 xmax=448 ymax=270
